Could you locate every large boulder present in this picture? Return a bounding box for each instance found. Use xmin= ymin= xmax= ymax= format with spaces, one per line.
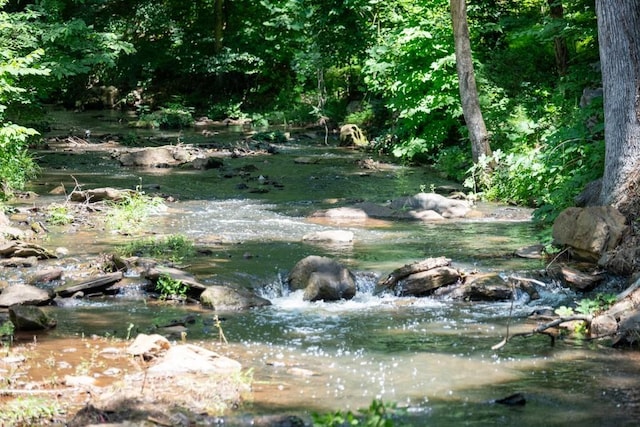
xmin=0 ymin=284 xmax=53 ymax=307
xmin=390 ymin=193 xmax=470 ymax=219
xmin=200 ymin=285 xmax=271 ymax=311
xmin=552 ymin=206 xmax=627 ymax=262
xmin=376 ymin=257 xmax=453 ymax=292
xmin=288 ymin=256 xmax=356 ymax=302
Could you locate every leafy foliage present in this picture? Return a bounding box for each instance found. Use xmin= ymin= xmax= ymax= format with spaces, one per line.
xmin=155 ymin=274 xmax=188 ymax=300
xmin=555 ymin=293 xmax=617 ymax=317
xmin=0 ymin=16 xmax=47 ymax=196
xmin=363 ymin=0 xmax=459 ymax=161
xmin=312 ymin=399 xmax=402 ymax=427
xmin=137 ymin=102 xmax=195 ymax=129
xmin=0 ymin=0 xmax=610 ymax=222
xmin=0 ymin=319 xmax=14 ymax=341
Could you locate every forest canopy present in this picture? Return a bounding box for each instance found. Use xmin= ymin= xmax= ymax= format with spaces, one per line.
xmin=0 ymin=0 xmax=604 ymax=222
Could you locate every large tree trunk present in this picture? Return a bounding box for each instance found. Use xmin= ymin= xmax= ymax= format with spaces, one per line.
xmin=597 ymin=0 xmax=640 ymax=215
xmin=450 ymin=0 xmax=491 ymax=163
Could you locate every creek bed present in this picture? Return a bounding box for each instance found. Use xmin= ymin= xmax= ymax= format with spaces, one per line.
xmin=3 ymin=111 xmax=639 ymax=425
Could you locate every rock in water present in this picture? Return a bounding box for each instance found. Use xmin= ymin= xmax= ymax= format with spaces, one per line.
xmin=9 ymin=305 xmax=57 ymax=331
xmin=288 ymin=255 xmax=356 ymax=302
xmin=494 ymin=393 xmax=526 ymax=406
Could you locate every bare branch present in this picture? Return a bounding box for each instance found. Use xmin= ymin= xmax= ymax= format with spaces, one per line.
xmin=492 ymin=315 xmax=592 ymax=350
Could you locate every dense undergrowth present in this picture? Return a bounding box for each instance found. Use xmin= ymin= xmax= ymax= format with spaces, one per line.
xmin=0 ymin=0 xmax=603 ymax=224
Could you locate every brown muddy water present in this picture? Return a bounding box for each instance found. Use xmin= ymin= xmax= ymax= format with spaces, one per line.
xmin=2 ymin=109 xmax=640 ymax=426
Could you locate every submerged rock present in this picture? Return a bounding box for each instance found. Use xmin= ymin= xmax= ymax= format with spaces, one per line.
xmin=302 ymin=229 xmax=354 ymax=244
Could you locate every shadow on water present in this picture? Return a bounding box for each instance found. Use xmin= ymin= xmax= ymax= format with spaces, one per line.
xmin=8 ymin=110 xmax=639 ymax=425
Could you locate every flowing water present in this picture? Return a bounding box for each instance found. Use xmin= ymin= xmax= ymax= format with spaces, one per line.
xmin=7 ymin=109 xmax=640 ymax=425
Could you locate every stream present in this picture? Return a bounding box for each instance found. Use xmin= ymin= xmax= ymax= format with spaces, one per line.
xmin=6 ymin=109 xmax=640 ymax=425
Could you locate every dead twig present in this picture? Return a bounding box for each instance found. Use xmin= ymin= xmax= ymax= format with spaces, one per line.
xmin=545 ymin=247 xmax=569 ymax=272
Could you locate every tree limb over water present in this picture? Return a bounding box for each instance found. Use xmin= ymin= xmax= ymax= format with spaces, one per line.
xmin=492 ymin=315 xmax=593 ymax=350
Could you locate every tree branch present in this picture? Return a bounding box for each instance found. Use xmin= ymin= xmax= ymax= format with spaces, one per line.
xmin=492 ymin=315 xmax=592 ymax=350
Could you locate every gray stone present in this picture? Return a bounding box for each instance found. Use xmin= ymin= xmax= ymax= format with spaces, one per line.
xmin=552 ymin=206 xmax=627 ymax=262
xmin=288 ymin=255 xmax=356 ymax=302
xmin=390 ymin=192 xmax=470 ymax=218
xmin=9 ymin=305 xmax=57 ymax=331
xmin=200 ymin=285 xmax=271 ymax=311
xmin=146 ymin=344 xmax=241 ymax=376
xmin=69 ymin=187 xmax=135 ymax=203
xmin=126 ymin=333 xmax=171 ymax=358
xmin=54 ymin=272 xmax=123 ymax=297
xmin=0 ymin=284 xmax=53 ymax=307
xmin=397 ymin=266 xmax=460 ymax=297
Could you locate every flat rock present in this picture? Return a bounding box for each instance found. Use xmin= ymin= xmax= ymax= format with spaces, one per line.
xmin=146 ymin=344 xmax=241 ymax=376
xmin=0 ymin=284 xmax=53 ymax=307
xmin=54 ymin=272 xmax=124 ymax=297
xmin=200 ymin=285 xmax=271 ymax=311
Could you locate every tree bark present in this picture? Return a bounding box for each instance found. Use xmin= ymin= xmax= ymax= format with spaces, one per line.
xmin=214 ymin=0 xmax=225 ymax=54
xmin=597 ymin=0 xmax=640 ymax=215
xmin=547 ymin=0 xmax=568 ymax=76
xmin=450 ymin=0 xmax=491 ymax=163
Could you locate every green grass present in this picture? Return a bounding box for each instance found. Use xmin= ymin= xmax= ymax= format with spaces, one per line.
xmin=105 ymin=189 xmax=165 ymax=232
xmin=117 ymin=234 xmax=195 ymax=263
